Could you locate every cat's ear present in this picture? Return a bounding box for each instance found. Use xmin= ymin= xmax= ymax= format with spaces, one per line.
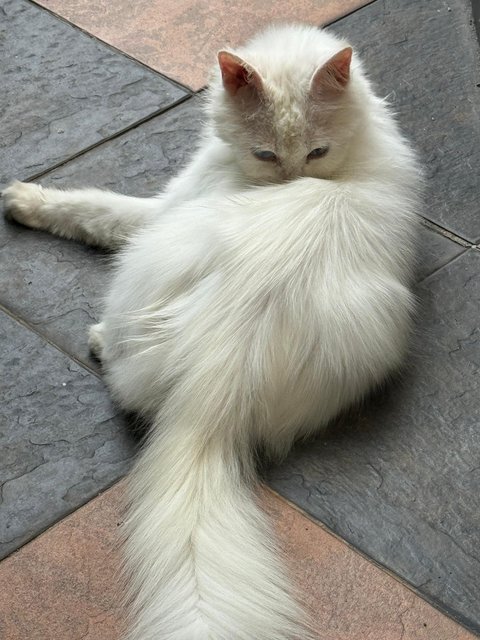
xmin=217 ymin=51 xmax=263 ymax=97
xmin=309 ymin=47 xmax=353 ymax=98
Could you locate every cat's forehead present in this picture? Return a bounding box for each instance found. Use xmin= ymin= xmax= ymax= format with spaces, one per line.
xmin=238 ymin=85 xmax=335 ymax=156
xmin=271 ymin=98 xmax=306 ymax=144
xmin=253 ymin=80 xmax=335 ymax=149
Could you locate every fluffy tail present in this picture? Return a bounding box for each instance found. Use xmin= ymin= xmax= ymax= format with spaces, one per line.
xmin=124 ymin=402 xmax=309 ymax=639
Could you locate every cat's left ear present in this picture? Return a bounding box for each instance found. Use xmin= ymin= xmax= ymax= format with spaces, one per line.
xmin=217 ymin=51 xmax=263 ymax=97
xmin=309 ymin=47 xmax=353 ymax=98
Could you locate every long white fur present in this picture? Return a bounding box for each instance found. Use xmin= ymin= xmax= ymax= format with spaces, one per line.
xmin=3 ymin=25 xmax=421 ymax=640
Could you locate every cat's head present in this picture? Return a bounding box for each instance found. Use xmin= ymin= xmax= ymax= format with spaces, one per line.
xmin=208 ymin=25 xmax=366 ymax=183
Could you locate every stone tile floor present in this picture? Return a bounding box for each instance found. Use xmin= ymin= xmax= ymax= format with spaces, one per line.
xmin=0 ymin=0 xmax=479 ymax=637
xmin=33 ymin=0 xmax=375 ymax=90
xmin=0 ymin=483 xmax=476 ymax=640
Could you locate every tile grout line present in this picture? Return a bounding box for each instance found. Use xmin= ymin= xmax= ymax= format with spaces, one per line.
xmin=415 ymin=219 xmax=475 ymax=284
xmin=0 ymin=301 xmax=102 ymax=380
xmin=419 ymin=217 xmax=474 ymax=249
xmin=25 ymin=0 xmax=194 ymax=94
xmin=0 ymin=476 xmax=129 ymax=565
xmin=417 ymin=247 xmax=470 ymax=284
xmin=18 ymin=94 xmax=194 ymax=186
xmin=265 ymin=484 xmax=480 ymax=636
xmin=266 ymin=484 xmax=419 ymax=591
xmin=324 ymin=0 xmax=378 ymax=27
xmin=1 ymin=448 xmax=477 ymax=635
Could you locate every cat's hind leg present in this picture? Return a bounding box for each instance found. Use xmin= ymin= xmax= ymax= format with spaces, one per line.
xmin=2 ymin=181 xmax=161 ymax=249
xmin=88 ymin=322 xmax=106 ymax=361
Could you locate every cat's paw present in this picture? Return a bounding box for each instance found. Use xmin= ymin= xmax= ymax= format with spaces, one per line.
xmin=2 ymin=181 xmax=45 ymax=229
xmin=88 ymin=322 xmax=105 ymax=362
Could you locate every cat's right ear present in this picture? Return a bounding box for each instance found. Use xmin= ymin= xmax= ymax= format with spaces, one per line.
xmin=217 ymin=51 xmax=263 ymax=97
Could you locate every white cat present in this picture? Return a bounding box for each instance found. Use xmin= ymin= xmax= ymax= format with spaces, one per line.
xmin=3 ymin=24 xmax=421 ymax=640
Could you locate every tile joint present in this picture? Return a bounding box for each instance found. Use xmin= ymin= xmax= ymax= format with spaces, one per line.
xmin=0 ymin=300 xmax=101 ymax=380
xmin=21 ymin=94 xmax=193 ymax=185
xmin=26 ymin=0 xmax=193 ymax=95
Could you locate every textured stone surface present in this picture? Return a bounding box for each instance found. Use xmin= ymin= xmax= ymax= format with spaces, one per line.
xmin=0 ymin=482 xmax=127 ymax=640
xmin=269 ymin=250 xmax=480 ymax=632
xmin=33 ymin=0 xmax=375 ymax=91
xmin=263 ymin=489 xmax=476 ymax=640
xmin=0 ymin=481 xmax=475 ymax=640
xmin=0 ymin=225 xmax=107 ymax=370
xmin=40 ymin=96 xmax=203 ymax=194
xmin=0 ymin=310 xmax=134 ymax=560
xmin=0 ymin=98 xmax=203 ymax=367
xmin=416 ymin=223 xmax=465 ymax=282
xmin=330 ymin=0 xmax=480 ymax=242
xmin=0 ymin=0 xmax=186 ymax=190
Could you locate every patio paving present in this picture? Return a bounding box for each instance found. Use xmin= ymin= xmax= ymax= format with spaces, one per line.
xmin=0 ymin=0 xmax=479 ymax=636
xmin=0 ymin=482 xmax=476 ymax=640
xmin=33 ymin=0 xmax=375 ymax=90
xmin=0 ymin=0 xmax=187 ymax=189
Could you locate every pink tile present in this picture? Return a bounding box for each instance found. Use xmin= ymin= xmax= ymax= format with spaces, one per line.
xmin=262 ymin=488 xmax=475 ymax=640
xmin=0 ymin=483 xmax=127 ymax=640
xmin=0 ymin=482 xmax=474 ymax=639
xmin=34 ymin=0 xmax=374 ymax=90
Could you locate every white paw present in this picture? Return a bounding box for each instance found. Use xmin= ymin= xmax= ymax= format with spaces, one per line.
xmin=88 ymin=322 xmax=106 ymax=361
xmin=2 ymin=180 xmax=45 ymax=229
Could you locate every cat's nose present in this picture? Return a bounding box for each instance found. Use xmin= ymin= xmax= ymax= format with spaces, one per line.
xmin=280 ymin=167 xmax=299 ymax=181
xmin=277 ymin=162 xmax=295 ymax=180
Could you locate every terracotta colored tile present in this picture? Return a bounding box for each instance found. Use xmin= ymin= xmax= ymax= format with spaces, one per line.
xmin=261 ymin=488 xmax=476 ymax=640
xmin=0 ymin=483 xmax=127 ymax=640
xmin=34 ymin=0 xmax=374 ymax=90
xmin=0 ymin=480 xmax=474 ymax=640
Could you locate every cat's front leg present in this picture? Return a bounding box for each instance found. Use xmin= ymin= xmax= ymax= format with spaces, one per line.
xmin=2 ymin=181 xmax=161 ymax=249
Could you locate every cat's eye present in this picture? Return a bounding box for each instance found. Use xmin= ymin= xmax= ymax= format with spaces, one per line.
xmin=252 ymin=149 xmax=277 ymax=162
xmin=307 ymin=146 xmax=329 ymax=160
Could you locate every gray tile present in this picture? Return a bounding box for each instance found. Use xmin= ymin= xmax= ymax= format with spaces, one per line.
xmin=0 ymin=98 xmax=203 ymax=366
xmin=0 ymin=309 xmax=135 ymax=560
xmin=330 ymin=0 xmax=480 ymax=242
xmin=417 ymin=223 xmax=465 ymax=282
xmin=0 ymin=224 xmax=108 ymax=369
xmin=0 ymin=0 xmax=187 ymax=190
xmin=41 ymin=96 xmax=204 ymax=194
xmin=268 ymin=250 xmax=480 ymax=632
